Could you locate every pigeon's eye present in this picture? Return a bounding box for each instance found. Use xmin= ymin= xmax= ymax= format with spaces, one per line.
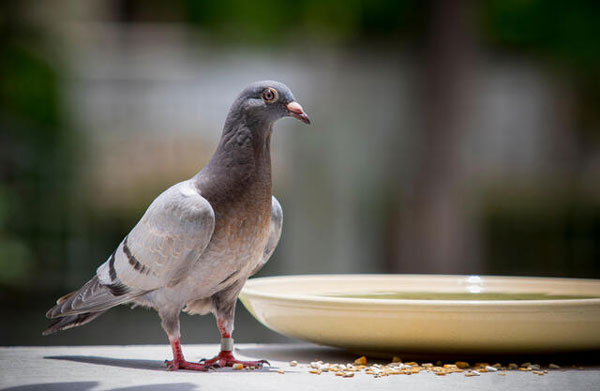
xmin=262 ymin=88 xmax=278 ymax=103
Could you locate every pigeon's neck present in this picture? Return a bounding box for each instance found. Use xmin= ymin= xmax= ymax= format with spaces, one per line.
xmin=203 ymin=119 xmax=273 ymax=190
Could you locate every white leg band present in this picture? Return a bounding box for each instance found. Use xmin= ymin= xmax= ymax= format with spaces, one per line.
xmin=221 ymin=337 xmax=234 ymax=351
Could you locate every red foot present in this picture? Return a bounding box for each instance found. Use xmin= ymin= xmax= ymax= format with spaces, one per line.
xmin=166 ymin=337 xmax=210 ymax=371
xmin=165 ymin=358 xmax=209 ymax=371
xmin=199 ymin=350 xmax=269 ymax=369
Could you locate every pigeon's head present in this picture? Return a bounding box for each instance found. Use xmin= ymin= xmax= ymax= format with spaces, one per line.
xmin=232 ymin=80 xmax=311 ymax=126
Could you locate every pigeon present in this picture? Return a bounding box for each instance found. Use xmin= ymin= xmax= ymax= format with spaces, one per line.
xmin=44 ymin=80 xmax=311 ymax=371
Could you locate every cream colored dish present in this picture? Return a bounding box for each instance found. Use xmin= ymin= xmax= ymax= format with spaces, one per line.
xmin=239 ymin=274 xmax=600 ymax=353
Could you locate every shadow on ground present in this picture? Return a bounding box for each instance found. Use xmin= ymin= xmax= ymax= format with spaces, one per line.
xmin=1 ymin=382 xmax=199 ymax=391
xmin=237 ymin=344 xmax=356 ymax=363
xmin=44 ymin=354 xmax=280 ymax=373
xmin=0 ymin=382 xmax=99 ymax=391
xmin=238 ymin=344 xmax=600 ymax=367
xmin=45 ymin=356 xmax=165 ymax=371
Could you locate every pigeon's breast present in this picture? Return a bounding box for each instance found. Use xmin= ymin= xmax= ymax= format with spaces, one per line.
xmin=180 ymin=190 xmax=271 ymax=300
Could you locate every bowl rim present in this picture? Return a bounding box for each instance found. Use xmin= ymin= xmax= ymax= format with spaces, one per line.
xmin=240 ymin=273 xmax=600 ymax=308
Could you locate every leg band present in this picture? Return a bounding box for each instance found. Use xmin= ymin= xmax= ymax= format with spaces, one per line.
xmin=221 ymin=337 xmax=234 ymax=351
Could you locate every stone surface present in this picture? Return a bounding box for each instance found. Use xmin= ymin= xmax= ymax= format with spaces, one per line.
xmin=1 ymin=344 xmax=599 ymax=391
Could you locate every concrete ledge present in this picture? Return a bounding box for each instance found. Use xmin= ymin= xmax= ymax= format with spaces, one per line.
xmin=1 ymin=344 xmax=599 ymax=391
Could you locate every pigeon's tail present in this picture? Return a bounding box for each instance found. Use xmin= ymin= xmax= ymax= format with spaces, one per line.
xmin=42 ymin=310 xmax=107 ymax=335
xmin=44 ymin=275 xmax=136 ymax=335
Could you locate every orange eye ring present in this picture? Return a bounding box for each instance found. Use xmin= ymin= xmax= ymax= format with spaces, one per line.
xmin=262 ymin=88 xmax=278 ymax=103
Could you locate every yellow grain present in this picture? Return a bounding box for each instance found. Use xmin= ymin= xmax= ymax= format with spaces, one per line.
xmin=354 ymin=356 xmax=367 ymax=365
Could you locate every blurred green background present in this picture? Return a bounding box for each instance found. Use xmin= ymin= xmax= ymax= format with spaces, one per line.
xmin=1 ymin=0 xmax=599 ymax=346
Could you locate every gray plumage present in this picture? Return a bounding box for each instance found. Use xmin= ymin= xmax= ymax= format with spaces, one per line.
xmin=44 ymin=81 xmax=310 ymax=360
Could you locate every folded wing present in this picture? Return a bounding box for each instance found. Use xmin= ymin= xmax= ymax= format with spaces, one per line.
xmin=47 ymin=180 xmax=215 ymax=318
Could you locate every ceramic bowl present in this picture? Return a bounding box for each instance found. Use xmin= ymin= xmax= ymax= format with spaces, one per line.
xmin=239 ymin=274 xmax=600 ymax=353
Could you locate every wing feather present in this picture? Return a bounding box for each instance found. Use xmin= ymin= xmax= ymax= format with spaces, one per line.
xmin=97 ymin=180 xmax=215 ymax=291
xmin=250 ymin=195 xmax=282 ymax=276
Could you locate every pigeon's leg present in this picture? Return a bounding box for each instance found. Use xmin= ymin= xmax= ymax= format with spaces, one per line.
xmin=200 ymin=296 xmax=269 ymax=369
xmin=165 ymin=337 xmax=210 ymax=371
xmin=160 ymin=309 xmax=209 ymax=371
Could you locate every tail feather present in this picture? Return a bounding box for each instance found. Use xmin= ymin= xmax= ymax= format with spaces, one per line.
xmin=56 ymin=290 xmax=76 ymax=305
xmin=46 ymin=276 xmax=133 ymax=319
xmin=42 ymin=311 xmax=107 ymax=336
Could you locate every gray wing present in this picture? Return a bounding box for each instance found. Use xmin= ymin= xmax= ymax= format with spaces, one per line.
xmin=97 ymin=180 xmax=216 ymax=291
xmin=48 ymin=180 xmax=215 ymax=318
xmin=250 ymin=195 xmax=282 ymax=276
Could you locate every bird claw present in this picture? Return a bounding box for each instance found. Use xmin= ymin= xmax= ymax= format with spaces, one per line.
xmin=198 ymin=351 xmax=269 ymax=369
xmin=165 ymin=358 xmax=210 ymax=371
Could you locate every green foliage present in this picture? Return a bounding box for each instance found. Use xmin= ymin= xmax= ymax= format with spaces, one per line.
xmin=0 ymin=5 xmax=74 ymax=289
xmin=483 ymin=0 xmax=600 ymax=68
xmin=0 ymin=45 xmax=60 ymax=131
xmin=0 ymin=237 xmax=33 ymax=286
xmin=184 ymin=0 xmax=423 ymax=41
xmin=484 ymin=191 xmax=600 ymax=278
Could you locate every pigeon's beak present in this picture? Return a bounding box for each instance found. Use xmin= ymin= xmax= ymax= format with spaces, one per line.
xmin=287 ymin=101 xmax=311 ymax=124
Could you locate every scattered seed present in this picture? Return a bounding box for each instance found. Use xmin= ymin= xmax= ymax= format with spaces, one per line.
xmin=294 ymin=356 xmax=581 ymax=379
xmin=232 ymin=363 xmax=244 ymax=370
xmin=354 ymin=356 xmax=367 ymax=365
xmin=277 ymin=369 xmax=285 ymax=374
